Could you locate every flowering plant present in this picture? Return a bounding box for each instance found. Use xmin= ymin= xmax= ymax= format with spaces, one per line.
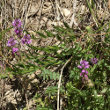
xmin=6 ymin=19 xmax=32 ymax=55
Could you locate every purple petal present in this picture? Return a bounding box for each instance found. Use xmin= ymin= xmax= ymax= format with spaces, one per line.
xmin=82 ymin=69 xmax=86 ymax=73
xmin=21 ymin=34 xmax=31 ymax=44
xmin=78 ymin=65 xmax=82 ymax=69
xmin=80 ymin=60 xmax=85 ymax=64
xmin=80 ymin=60 xmax=89 ymax=65
xmin=7 ymin=37 xmax=17 ymax=47
xmin=84 ymin=61 xmax=89 ymax=65
xmin=85 ymin=70 xmax=88 ymax=74
xmin=12 ymin=19 xmax=22 ymax=28
xmin=27 ymin=39 xmax=32 ymax=44
xmin=84 ymin=65 xmax=90 ymax=69
xmin=12 ymin=47 xmax=18 ymax=53
xmin=80 ymin=72 xmax=83 ymax=76
xmin=14 ymin=28 xmax=22 ymax=36
xmin=91 ymin=58 xmax=98 ymax=64
xmin=81 ymin=69 xmax=88 ymax=74
xmin=21 ymin=38 xmax=25 ymax=44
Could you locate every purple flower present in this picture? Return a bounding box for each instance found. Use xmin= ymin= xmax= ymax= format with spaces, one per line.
xmin=80 ymin=70 xmax=89 ymax=81
xmin=7 ymin=37 xmax=17 ymax=47
xmin=78 ymin=60 xmax=89 ymax=81
xmin=21 ymin=34 xmax=31 ymax=44
xmin=91 ymin=58 xmax=98 ymax=64
xmin=82 ymin=69 xmax=88 ymax=74
xmin=12 ymin=47 xmax=18 ymax=54
xmin=12 ymin=19 xmax=22 ymax=28
xmin=82 ymin=74 xmax=88 ymax=81
xmin=14 ymin=28 xmax=22 ymax=37
xmin=80 ymin=69 xmax=88 ymax=76
xmin=77 ymin=65 xmax=82 ymax=69
xmin=78 ymin=60 xmax=90 ymax=69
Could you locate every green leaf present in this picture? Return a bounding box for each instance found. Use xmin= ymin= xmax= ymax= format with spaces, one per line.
xmin=44 ymin=30 xmax=54 ymax=37
xmin=40 ymin=68 xmax=59 ymax=80
xmin=37 ymin=32 xmax=47 ymax=38
xmin=36 ymin=106 xmax=53 ymax=110
xmin=45 ymin=86 xmax=64 ymax=96
xmin=54 ymin=26 xmax=66 ymax=32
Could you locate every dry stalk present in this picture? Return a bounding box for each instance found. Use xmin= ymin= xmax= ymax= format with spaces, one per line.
xmin=21 ymin=0 xmax=30 ymax=30
xmin=0 ymin=0 xmax=8 ymax=109
xmin=69 ymin=0 xmax=78 ymax=27
xmin=11 ymin=0 xmax=15 ymax=18
xmin=15 ymin=0 xmax=17 ymax=17
xmin=11 ymin=0 xmax=18 ymax=19
xmin=25 ymin=93 xmax=29 ymax=110
xmin=37 ymin=0 xmax=44 ymax=30
xmin=60 ymin=97 xmax=63 ymax=110
xmin=57 ymin=56 xmax=73 ymax=110
xmin=55 ymin=0 xmax=60 ymax=21
xmin=22 ymin=76 xmax=30 ymax=110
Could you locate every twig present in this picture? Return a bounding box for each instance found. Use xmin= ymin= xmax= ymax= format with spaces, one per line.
xmin=60 ymin=97 xmax=63 ymax=110
xmin=57 ymin=56 xmax=73 ymax=110
xmin=25 ymin=93 xmax=29 ymax=110
xmin=22 ymin=0 xmax=30 ymax=30
xmin=37 ymin=0 xmax=44 ymax=30
xmin=15 ymin=0 xmax=17 ymax=17
xmin=11 ymin=0 xmax=17 ymax=19
xmin=55 ymin=0 xmax=60 ymax=21
xmin=11 ymin=0 xmax=15 ymax=18
xmin=22 ymin=76 xmax=29 ymax=110
xmin=69 ymin=0 xmax=78 ymax=27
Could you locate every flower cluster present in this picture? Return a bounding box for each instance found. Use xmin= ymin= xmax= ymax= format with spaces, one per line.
xmin=12 ymin=19 xmax=22 ymax=37
xmin=14 ymin=28 xmax=22 ymax=37
xmin=78 ymin=60 xmax=90 ymax=80
xmin=12 ymin=47 xmax=19 ymax=53
xmin=7 ymin=37 xmax=17 ymax=47
xmin=7 ymin=37 xmax=18 ymax=54
xmin=12 ymin=19 xmax=22 ymax=28
xmin=91 ymin=58 xmax=98 ymax=64
xmin=7 ymin=19 xmax=31 ymax=55
xmin=21 ymin=34 xmax=31 ymax=44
